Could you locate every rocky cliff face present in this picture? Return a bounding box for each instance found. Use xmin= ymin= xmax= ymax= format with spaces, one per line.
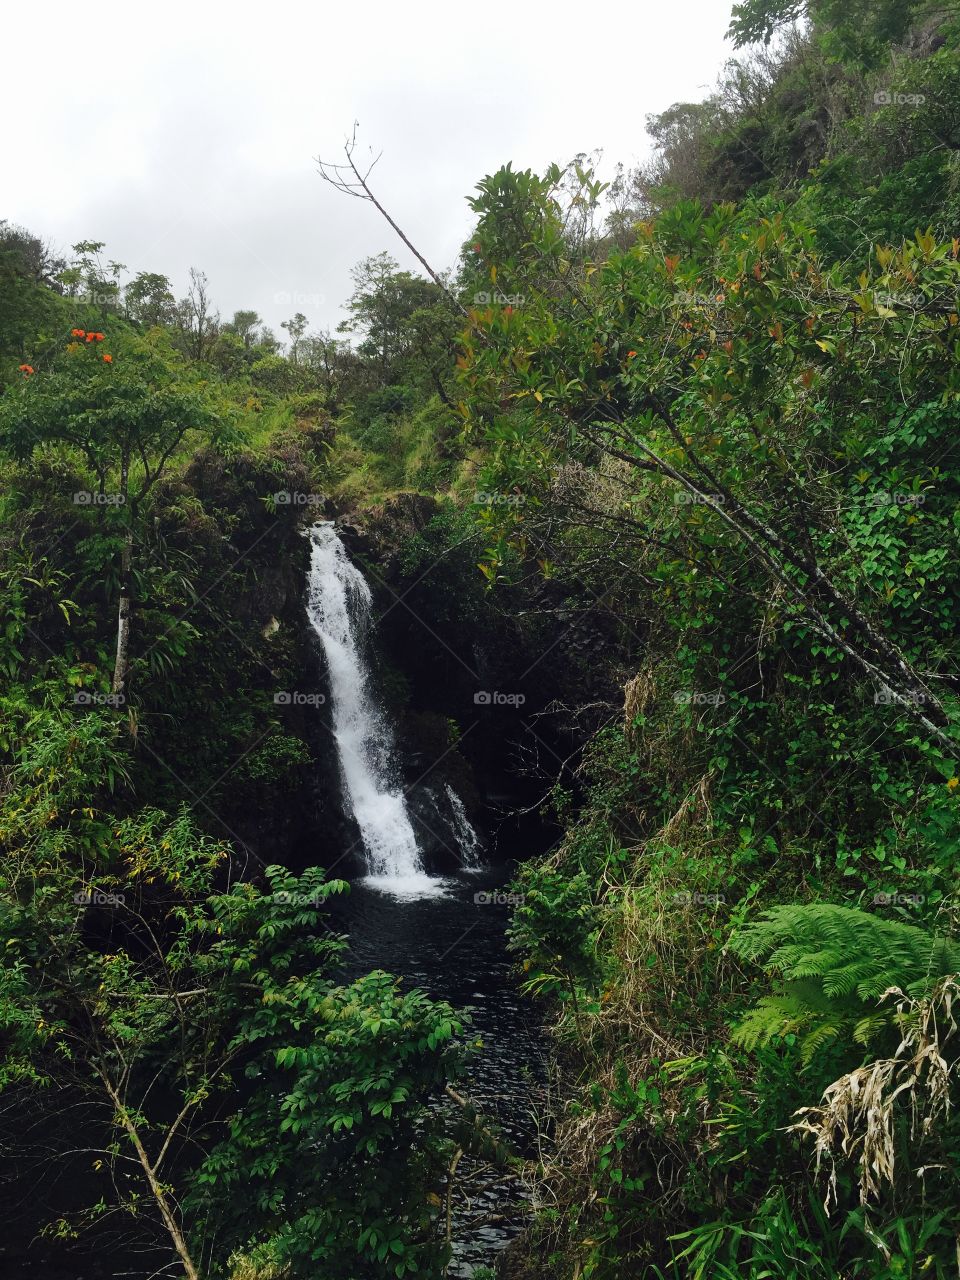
xmin=328 ymin=494 xmax=628 ymax=869
xmin=138 ymin=430 xmax=341 ymax=872
xmin=173 ymin=465 xmax=630 ymax=877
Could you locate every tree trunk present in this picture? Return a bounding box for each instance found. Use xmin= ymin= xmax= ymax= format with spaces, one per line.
xmin=111 ymin=530 xmax=132 ymax=696
xmin=103 ymin=1079 xmax=201 ymax=1280
xmin=112 ymin=454 xmax=132 ymax=698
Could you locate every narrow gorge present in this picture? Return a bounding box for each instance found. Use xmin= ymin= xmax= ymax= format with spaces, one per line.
xmin=3 ymin=6 xmax=960 ymax=1272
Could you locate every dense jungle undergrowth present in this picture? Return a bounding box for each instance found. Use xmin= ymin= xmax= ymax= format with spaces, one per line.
xmin=2 ymin=0 xmax=960 ymax=1276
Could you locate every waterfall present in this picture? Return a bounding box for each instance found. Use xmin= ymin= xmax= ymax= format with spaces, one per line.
xmin=305 ymin=522 xmax=439 ymax=895
xmin=444 ymin=783 xmax=483 ymax=869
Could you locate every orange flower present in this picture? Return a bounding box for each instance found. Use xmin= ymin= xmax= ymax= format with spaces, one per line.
xmin=71 ymin=328 xmax=85 ymax=337
xmin=18 ymin=363 xmax=34 ymax=375
xmin=95 ymin=332 xmax=105 ymax=341
xmin=102 ymin=353 xmax=113 ymax=363
xmin=627 ymin=350 xmax=637 ymax=358
xmin=85 ymin=332 xmax=96 ymax=342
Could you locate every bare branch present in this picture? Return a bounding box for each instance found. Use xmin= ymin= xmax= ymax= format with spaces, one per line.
xmin=317 ymin=123 xmax=467 ymax=317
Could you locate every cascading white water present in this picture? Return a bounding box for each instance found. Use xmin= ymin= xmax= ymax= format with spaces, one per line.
xmin=305 ymin=522 xmax=439 ymax=894
xmin=444 ymin=783 xmax=483 ymax=869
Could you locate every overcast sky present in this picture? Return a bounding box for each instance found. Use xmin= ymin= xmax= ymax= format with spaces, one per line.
xmin=4 ymin=0 xmax=734 ymax=340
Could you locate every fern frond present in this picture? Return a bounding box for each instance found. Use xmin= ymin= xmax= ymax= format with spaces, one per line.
xmin=730 ymin=905 xmax=959 ymax=1062
xmin=800 ymin=1020 xmax=842 ymax=1064
xmin=730 ymin=996 xmax=812 ymax=1051
xmin=852 ymin=1011 xmax=889 ymax=1046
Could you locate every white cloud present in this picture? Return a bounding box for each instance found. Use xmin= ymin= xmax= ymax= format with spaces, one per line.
xmin=2 ymin=0 xmax=733 ymax=337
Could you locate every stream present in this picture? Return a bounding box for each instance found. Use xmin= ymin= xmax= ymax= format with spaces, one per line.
xmin=335 ymin=869 xmax=548 ymax=1276
xmin=306 ymin=520 xmax=548 ymax=1274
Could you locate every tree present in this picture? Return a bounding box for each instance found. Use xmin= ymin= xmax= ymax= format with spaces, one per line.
xmin=0 ymin=222 xmax=63 ymax=364
xmin=57 ymin=240 xmax=125 ymax=310
xmin=338 ymin=253 xmax=460 ymax=398
xmin=252 ymin=324 xmax=281 ymax=356
xmin=224 ymin=308 xmax=262 ymax=349
xmin=301 ymin=328 xmax=358 ymax=412
xmin=338 ymin=252 xmax=403 ymax=376
xmin=729 ymin=0 xmax=928 ymax=64
xmin=207 ymin=329 xmax=250 ymax=379
xmin=460 ymin=167 xmax=960 ymax=752
xmin=0 ymin=721 xmax=465 ymax=1278
xmin=177 ymin=267 xmax=219 ymax=362
xmin=0 ymin=221 xmax=64 ymax=289
xmin=124 ymin=271 xmax=177 ymax=329
xmin=318 ymin=124 xmax=465 ymax=308
xmin=0 ymin=326 xmax=223 ymax=697
xmin=281 ymin=311 xmax=309 ymax=363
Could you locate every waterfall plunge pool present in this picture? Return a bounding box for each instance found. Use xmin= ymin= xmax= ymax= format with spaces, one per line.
xmin=306 ymin=521 xmax=549 ymax=1272
xmin=332 ymin=862 xmax=549 ymax=1277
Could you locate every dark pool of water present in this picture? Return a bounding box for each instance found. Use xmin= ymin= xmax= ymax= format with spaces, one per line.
xmin=334 ymin=864 xmax=549 ymax=1277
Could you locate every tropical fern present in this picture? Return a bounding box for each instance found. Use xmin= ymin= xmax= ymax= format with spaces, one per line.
xmin=729 ymin=905 xmax=960 ymax=1062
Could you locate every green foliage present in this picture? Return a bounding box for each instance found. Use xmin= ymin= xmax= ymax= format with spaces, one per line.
xmin=730 ymin=0 xmax=928 ymax=64
xmin=233 ymin=733 xmax=312 ymax=791
xmin=730 ymin=904 xmax=960 ymax=1059
xmin=0 ymin=325 xmax=225 ymax=480
xmin=0 ymin=223 xmax=478 ymax=1276
xmin=0 ymin=727 xmax=466 ymax=1277
xmin=0 ymin=222 xmax=63 ymax=366
xmin=190 ymin=963 xmax=464 ymax=1277
xmin=456 ymin=33 xmax=960 ymax=1270
xmin=5 ymin=8 xmax=960 ymax=1274
xmin=338 ymin=251 xmax=459 ymax=397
